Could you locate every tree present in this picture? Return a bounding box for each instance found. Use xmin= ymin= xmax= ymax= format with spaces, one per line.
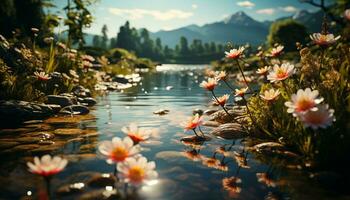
xmin=210 ymin=42 xmax=217 ymax=53
xmin=267 ymin=19 xmax=308 ymax=52
xmin=92 ymin=35 xmax=100 ymax=47
xmin=204 ymin=42 xmax=210 ymax=54
xmin=101 ymin=24 xmax=108 ymax=49
xmin=0 ymin=0 xmax=45 ymax=38
xmin=190 ymin=39 xmax=204 ymax=55
xmin=179 ymin=36 xmax=189 ymax=56
xmin=109 ymin=37 xmax=116 ymax=49
xmin=64 ymin=0 xmax=94 ymax=48
xmin=139 ymin=28 xmax=154 ymax=58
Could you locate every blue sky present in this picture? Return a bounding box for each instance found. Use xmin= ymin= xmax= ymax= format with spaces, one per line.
xmin=50 ymin=0 xmax=324 ymax=37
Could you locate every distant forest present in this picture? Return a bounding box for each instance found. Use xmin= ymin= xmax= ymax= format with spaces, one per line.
xmin=92 ymin=21 xmax=225 ymax=64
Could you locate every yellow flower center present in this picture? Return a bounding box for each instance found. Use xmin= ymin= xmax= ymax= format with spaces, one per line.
xmin=296 ymin=99 xmax=315 ymax=112
xmin=111 ymin=147 xmax=128 ymax=162
xmin=276 ymin=69 xmax=287 ymax=79
xmin=128 ymin=166 xmax=145 ymax=183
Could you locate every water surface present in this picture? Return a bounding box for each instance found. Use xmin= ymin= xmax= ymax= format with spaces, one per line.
xmin=0 ymin=64 xmax=348 ymax=200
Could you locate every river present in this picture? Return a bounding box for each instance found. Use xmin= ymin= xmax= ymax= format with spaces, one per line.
xmin=0 ymin=64 xmax=347 ymax=200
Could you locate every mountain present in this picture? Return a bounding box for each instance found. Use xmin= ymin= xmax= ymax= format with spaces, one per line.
xmin=150 ymin=11 xmax=269 ymax=48
xmin=292 ymin=10 xmax=323 ymax=32
xmin=149 ymin=10 xmax=323 ymax=48
xmin=80 ymin=10 xmax=322 ymax=47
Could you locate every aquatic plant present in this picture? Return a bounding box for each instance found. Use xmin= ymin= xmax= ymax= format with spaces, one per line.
xmin=121 ymin=123 xmax=157 ymax=144
xmin=182 ymin=113 xmax=204 ymax=137
xmin=98 ymin=136 xmax=141 ymax=164
xmin=27 ymin=154 xmax=68 ymax=177
xmin=27 ymin=154 xmax=68 ymax=198
xmin=117 ymin=156 xmax=158 ymax=186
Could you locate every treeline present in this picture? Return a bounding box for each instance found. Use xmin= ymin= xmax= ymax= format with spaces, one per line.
xmin=92 ymin=21 xmax=224 ymax=63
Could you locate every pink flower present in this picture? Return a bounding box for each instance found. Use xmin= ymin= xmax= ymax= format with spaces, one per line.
xmin=269 ymin=45 xmax=284 ymax=57
xmin=267 ymin=63 xmax=295 ymax=83
xmin=310 ymin=33 xmax=340 ymax=46
xmin=200 ymin=78 xmax=218 ymax=91
xmin=213 ymin=94 xmax=230 ymax=106
xmin=81 ymin=54 xmax=95 ymax=62
xmin=27 ymin=155 xmax=68 ymax=177
xmin=256 ymin=66 xmax=270 ymax=76
xmin=284 ymin=88 xmax=324 ymax=116
xmin=225 ymin=47 xmax=245 ymax=59
xmin=235 ymin=87 xmax=248 ymax=97
xmin=299 ymin=104 xmax=335 ymax=130
xmin=215 ymin=71 xmax=227 ymax=81
xmin=183 ymin=114 xmax=203 ymax=131
xmin=117 ymin=156 xmax=158 ymax=186
xmin=121 ymin=123 xmax=156 ymax=144
xmin=34 ymin=71 xmax=51 ymax=81
xmin=98 ymin=137 xmax=140 ymax=164
xmin=345 ymin=9 xmax=350 ymax=21
xmin=260 ymin=88 xmax=280 ymax=102
xmin=82 ymin=60 xmax=93 ymax=69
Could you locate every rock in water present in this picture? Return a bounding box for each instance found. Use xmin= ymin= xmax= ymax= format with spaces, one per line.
xmin=80 ymin=97 xmax=97 ymax=106
xmin=87 ymin=173 xmax=117 ymax=188
xmin=192 ymin=109 xmax=204 ymax=116
xmin=60 ymin=105 xmax=90 ymax=115
xmin=203 ymin=109 xmax=218 ymax=115
xmin=0 ymin=100 xmax=54 ymax=126
xmin=47 ymin=95 xmax=73 ymax=107
xmin=153 ymin=109 xmax=170 ymax=115
xmin=253 ymin=142 xmax=284 ymax=153
xmin=210 ymin=123 xmax=245 ymax=139
xmin=209 ymin=106 xmax=246 ymax=123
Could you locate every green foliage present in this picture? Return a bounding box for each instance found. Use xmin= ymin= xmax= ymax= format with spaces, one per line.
xmin=105 ymin=48 xmax=156 ymax=73
xmin=0 ymin=0 xmax=45 ymax=38
xmin=249 ymin=41 xmax=350 ymax=168
xmin=64 ymin=0 xmax=94 ymax=48
xmin=267 ymin=19 xmax=308 ymax=52
xmin=107 ymin=21 xmax=224 ymax=63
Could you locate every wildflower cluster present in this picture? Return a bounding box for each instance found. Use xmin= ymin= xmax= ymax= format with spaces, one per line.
xmin=190 ymin=16 xmax=350 ymax=166
xmin=98 ymin=123 xmax=159 ymax=186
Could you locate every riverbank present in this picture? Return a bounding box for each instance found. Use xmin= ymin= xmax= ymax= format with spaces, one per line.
xmin=0 ymin=34 xmax=156 ymax=127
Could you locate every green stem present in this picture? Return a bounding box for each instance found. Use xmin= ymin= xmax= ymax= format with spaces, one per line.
xmin=223 ymin=80 xmax=235 ymax=92
xmin=281 ymin=81 xmax=291 ymax=95
xmin=192 ymin=128 xmax=199 ymax=137
xmin=44 ymin=176 xmax=51 ymax=199
xmin=242 ymin=96 xmax=257 ymax=129
xmin=236 ymin=60 xmax=253 ymax=94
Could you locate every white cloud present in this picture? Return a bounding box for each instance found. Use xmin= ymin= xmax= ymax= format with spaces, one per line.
xmin=108 ymin=8 xmax=193 ymax=21
xmin=192 ymin=4 xmax=198 ymax=9
xmin=280 ymin=6 xmax=298 ymax=13
xmin=256 ymin=8 xmax=275 ymax=15
xmin=237 ymin=1 xmax=255 ymax=8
